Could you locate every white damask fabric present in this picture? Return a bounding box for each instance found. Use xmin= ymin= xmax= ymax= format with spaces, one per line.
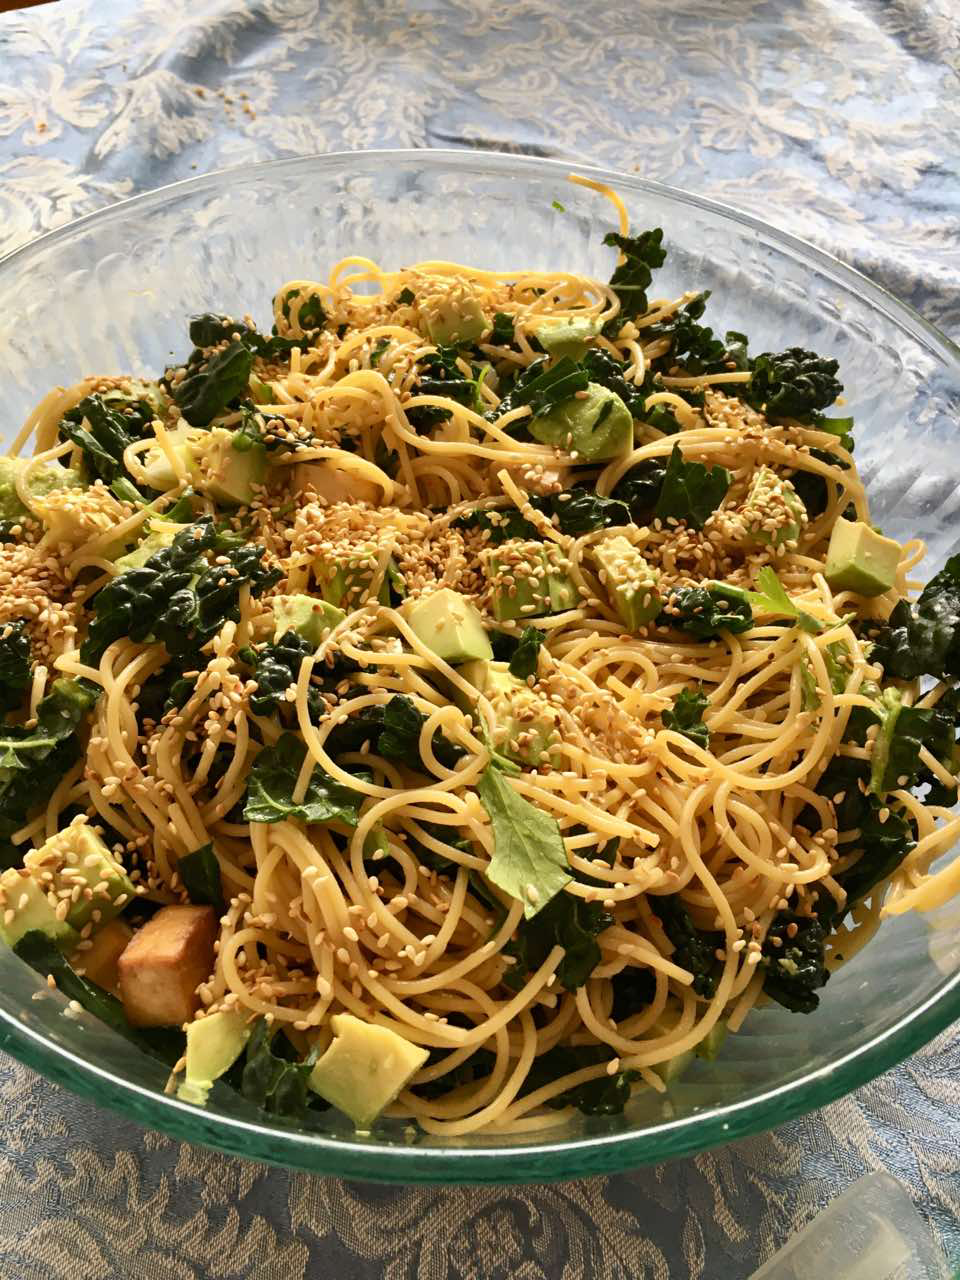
xmin=0 ymin=1 xmax=957 ymax=1277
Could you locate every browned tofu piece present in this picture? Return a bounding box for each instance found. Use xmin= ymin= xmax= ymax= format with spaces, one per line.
xmin=117 ymin=905 xmax=217 ymax=1028
xmin=72 ymin=918 xmax=133 ymax=996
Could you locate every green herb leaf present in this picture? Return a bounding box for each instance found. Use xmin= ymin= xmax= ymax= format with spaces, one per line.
xmin=504 ymin=888 xmax=612 ymax=993
xmin=746 ymin=347 xmax=843 ymax=422
xmin=662 ymin=687 xmax=710 ymax=748
xmin=761 ymin=912 xmax=829 ymax=1013
xmin=477 ymin=765 xmax=571 ymax=917
xmin=654 ymin=444 xmax=731 ymax=530
xmin=745 ymin=566 xmax=823 ymax=633
xmin=178 ymin=843 xmax=225 ymax=913
xmin=662 ymin=583 xmax=753 ymax=639
xmin=523 ymin=1044 xmax=637 ymax=1115
xmin=240 ymin=1017 xmax=319 ymax=1119
xmin=870 ymin=554 xmax=960 ymax=681
xmin=490 ymin=356 xmax=589 ymax=424
xmin=602 ymin=228 xmax=666 ymax=327
xmin=243 ymin=733 xmax=368 ymax=826
xmin=508 ymin=628 xmax=543 ymax=681
xmin=0 ymin=621 xmax=31 ymax=713
xmin=654 ymin=896 xmax=722 ymax=997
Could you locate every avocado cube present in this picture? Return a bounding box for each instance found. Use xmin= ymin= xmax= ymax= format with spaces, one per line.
xmin=0 ymin=868 xmax=79 ymax=950
xmin=308 ymin=1012 xmax=429 ymax=1130
xmin=139 ymin=428 xmax=196 ymax=492
xmin=0 ymin=457 xmax=82 ymax=523
xmin=190 ymin=428 xmax=268 ymax=506
xmin=315 ymin=546 xmax=395 ymax=609
xmin=24 ymin=823 xmax=135 ymax=933
xmin=177 ymin=1007 xmax=251 ymax=1105
xmin=293 ymin=461 xmax=378 ymax=506
xmin=114 ymin=523 xmax=185 ymax=573
xmin=404 ymin=588 xmax=492 ymax=663
xmin=272 ymin=594 xmax=345 ymax=646
xmin=528 ymin=383 xmax=633 ymax=461
xmin=824 ymin=518 xmax=901 ymax=597
xmin=420 ymin=286 xmax=487 ymax=347
xmin=533 ymin=316 xmax=601 ymax=361
xmin=117 ymin=904 xmax=217 ymax=1027
xmin=483 ymin=540 xmax=580 ymax=622
xmin=71 ymin=917 xmax=133 ymax=995
xmin=740 ymin=467 xmax=805 ymax=548
xmin=459 ymin=659 xmax=561 ymax=766
xmin=592 ymin=535 xmax=661 ymax=631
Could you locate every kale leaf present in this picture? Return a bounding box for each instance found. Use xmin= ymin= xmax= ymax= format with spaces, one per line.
xmin=490 ymin=312 xmax=516 ymax=346
xmin=489 ymin=356 xmax=588 ymax=425
xmin=320 ymin=692 xmax=465 ymax=771
xmin=602 ymin=228 xmax=666 ymax=329
xmin=646 ymin=292 xmax=749 ymax=376
xmin=611 ymin=461 xmax=669 ymax=524
xmin=0 ymin=621 xmax=32 ymax=713
xmin=581 ymin=347 xmax=648 ymax=418
xmin=503 ymin=888 xmax=612 ymax=994
xmin=59 ymin=393 xmax=156 ymax=498
xmin=549 ymin=490 xmax=631 ymax=536
xmin=177 ymin=842 xmax=224 ymax=913
xmin=241 ymin=630 xmax=314 ymax=718
xmin=761 ymin=912 xmax=829 ymax=1013
xmin=654 ymin=444 xmax=731 ymax=530
xmin=407 ymin=346 xmax=487 ymax=430
xmin=524 ymin=1044 xmax=638 ymax=1116
xmin=83 ymin=519 xmax=280 ymax=662
xmin=870 ymin=555 xmax=960 ymax=681
xmin=243 ymin=733 xmax=368 ymax=826
xmin=240 ymin=1018 xmax=319 ymax=1120
xmin=654 ymin=896 xmax=722 ymax=998
xmin=170 ymin=339 xmax=255 ymax=428
xmin=451 ymin=505 xmax=540 ymax=546
xmin=746 ymin=348 xmax=843 ymax=422
xmin=611 ymin=965 xmax=657 ymax=1023
xmin=661 ymin=583 xmax=753 ymax=639
xmin=662 ymin=687 xmax=710 ymax=748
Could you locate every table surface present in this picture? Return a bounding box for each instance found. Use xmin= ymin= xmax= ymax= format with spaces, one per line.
xmin=0 ymin=1 xmax=959 ymax=1277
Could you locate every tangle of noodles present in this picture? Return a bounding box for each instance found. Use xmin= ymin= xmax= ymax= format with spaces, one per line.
xmin=3 ymin=182 xmax=958 ymax=1137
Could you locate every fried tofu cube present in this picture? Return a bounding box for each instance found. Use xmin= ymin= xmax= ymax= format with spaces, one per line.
xmin=117 ymin=905 xmax=217 ymax=1027
xmin=72 ymin=918 xmax=133 ymax=996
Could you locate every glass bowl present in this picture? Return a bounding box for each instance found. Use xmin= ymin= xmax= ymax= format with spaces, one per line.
xmin=0 ymin=149 xmax=958 ymax=1184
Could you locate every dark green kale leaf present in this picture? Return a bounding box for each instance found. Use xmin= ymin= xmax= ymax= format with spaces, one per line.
xmin=654 ymin=896 xmax=722 ymax=998
xmin=412 ymin=1047 xmax=496 ymax=1101
xmin=407 ymin=346 xmax=487 ymax=430
xmin=654 ymin=443 xmax=731 ymax=530
xmin=581 ymin=347 xmax=648 ymax=418
xmin=0 ymin=621 xmax=32 ymax=713
xmin=662 ymin=687 xmax=710 ymax=748
xmin=490 ymin=312 xmax=516 ymax=346
xmin=660 ymin=583 xmax=754 ymax=639
xmin=241 ymin=630 xmax=315 ymax=718
xmin=195 ymin=308 xmax=324 ymax=357
xmin=394 ymin=287 xmax=415 ymax=306
xmin=610 ymin=965 xmax=656 ymax=1023
xmin=0 ymin=678 xmax=98 ymax=869
xmin=746 ymin=348 xmax=843 ymax=422
xmin=83 ymin=519 xmax=280 ymax=662
xmin=177 ymin=842 xmax=224 ymax=913
xmin=243 ymin=732 xmax=368 ymax=826
xmin=14 ymin=929 xmax=185 ymax=1066
xmin=488 ymin=356 xmax=589 ymax=426
xmin=523 ymin=1044 xmax=638 ymax=1116
xmin=451 ymin=505 xmax=540 ymax=546
xmin=602 ymin=228 xmax=666 ymax=330
xmin=915 ymin=687 xmax=960 ymax=806
xmin=761 ymin=912 xmax=829 ymax=1013
xmin=508 ymin=627 xmax=543 ymax=680
xmin=503 ymin=888 xmax=613 ymax=994
xmin=240 ymin=1018 xmax=319 ymax=1120
xmin=863 ymin=689 xmax=933 ymax=797
xmin=870 ymin=555 xmax=960 ymax=681
xmin=59 ymin=393 xmax=156 ymax=499
xmin=135 ymin=657 xmax=197 ymax=724
xmin=646 ymin=292 xmax=749 ymax=376
xmin=321 ymin=693 xmax=464 ymax=771
xmin=548 ymin=490 xmax=631 ymax=536
xmin=611 ymin=460 xmax=669 ymax=524
xmin=170 ymin=339 xmax=255 ymax=428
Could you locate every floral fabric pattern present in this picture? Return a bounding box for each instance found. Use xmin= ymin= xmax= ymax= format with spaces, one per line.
xmin=0 ymin=1 xmax=957 ymax=1276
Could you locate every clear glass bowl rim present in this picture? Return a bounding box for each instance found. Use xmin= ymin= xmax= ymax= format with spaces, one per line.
xmin=0 ymin=147 xmax=958 ymax=1184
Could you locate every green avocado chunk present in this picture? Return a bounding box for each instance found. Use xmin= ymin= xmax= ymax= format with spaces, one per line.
xmin=23 ymin=823 xmax=135 ymax=934
xmin=308 ymin=1013 xmax=429 ymax=1130
xmin=482 ymin=539 xmax=580 ymax=622
xmin=592 ymin=534 xmax=661 ymax=631
xmin=824 ymin=518 xmax=901 ymax=597
xmin=533 ymin=316 xmax=602 ymax=361
xmin=272 ymin=594 xmax=345 ymax=646
xmin=527 ymin=383 xmax=633 ymax=460
xmin=0 ymin=457 xmax=83 ymax=523
xmin=404 ymin=587 xmax=493 ymax=663
xmin=739 ymin=467 xmax=805 ymax=548
xmin=458 ymin=659 xmax=561 ymax=766
xmin=177 ymin=1008 xmax=252 ymax=1106
xmin=0 ymin=870 xmax=78 ymax=950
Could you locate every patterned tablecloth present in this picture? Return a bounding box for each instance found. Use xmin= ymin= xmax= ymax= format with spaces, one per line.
xmin=0 ymin=2 xmax=958 ymax=1277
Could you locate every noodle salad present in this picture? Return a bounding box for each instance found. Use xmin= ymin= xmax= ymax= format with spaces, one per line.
xmin=2 ymin=180 xmax=959 ymax=1136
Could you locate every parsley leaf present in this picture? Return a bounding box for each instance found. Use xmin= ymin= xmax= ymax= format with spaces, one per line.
xmin=476 ymin=765 xmax=571 ymax=918
xmin=508 ymin=628 xmax=543 ymax=680
xmin=744 ymin=566 xmax=823 ymax=634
